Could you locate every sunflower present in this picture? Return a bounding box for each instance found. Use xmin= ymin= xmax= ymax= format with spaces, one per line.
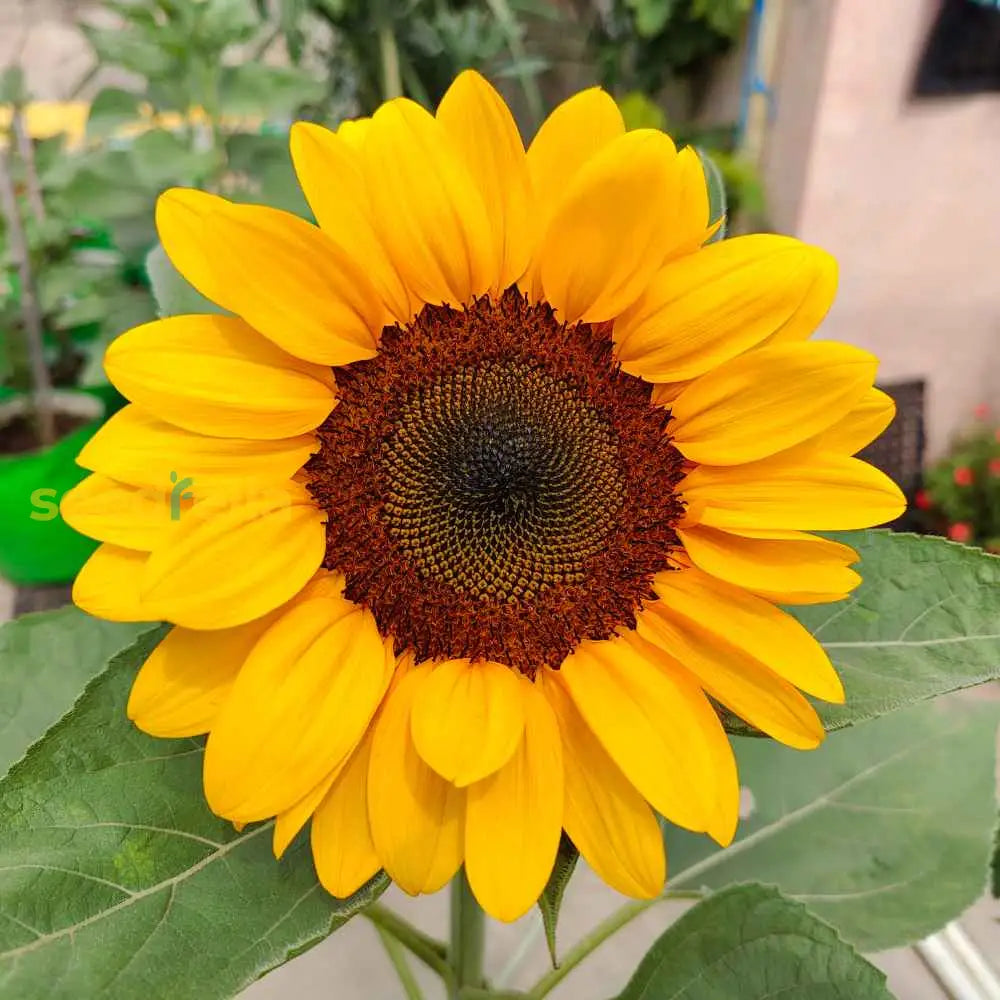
xmin=62 ymin=71 xmax=905 ymax=922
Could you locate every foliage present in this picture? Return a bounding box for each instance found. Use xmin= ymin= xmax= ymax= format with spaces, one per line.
xmin=593 ymin=0 xmax=752 ymax=101
xmin=917 ymin=404 xmax=1000 ymax=550
xmin=265 ymin=0 xmax=555 ymax=121
xmin=1 ymin=533 xmax=998 ymax=998
xmin=617 ymin=884 xmax=893 ymax=999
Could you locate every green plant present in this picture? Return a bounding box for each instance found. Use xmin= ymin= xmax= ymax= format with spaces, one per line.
xmin=592 ymin=0 xmax=752 ymax=106
xmin=265 ymin=0 xmax=558 ymax=122
xmin=917 ymin=404 xmax=1000 ymax=550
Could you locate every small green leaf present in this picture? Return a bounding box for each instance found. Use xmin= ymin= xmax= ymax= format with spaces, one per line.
xmin=537 ymin=835 xmax=578 ymax=967
xmin=218 ymin=64 xmax=326 ymax=118
xmin=616 ymin=884 xmax=892 ymax=1000
xmin=0 ymin=634 xmax=389 ymax=999
xmin=86 ymin=88 xmax=141 ymax=139
xmin=665 ymin=696 xmax=999 ymax=951
xmin=0 ymin=609 xmax=153 ymax=779
xmin=696 ymin=146 xmax=727 ymax=243
xmin=145 ymin=243 xmax=223 ymax=318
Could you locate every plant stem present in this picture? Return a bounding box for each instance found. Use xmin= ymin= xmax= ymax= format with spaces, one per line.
xmin=376 ymin=14 xmax=403 ymax=100
xmin=449 ymin=872 xmax=486 ymax=998
xmin=525 ymin=890 xmax=705 ymax=999
xmin=12 ymin=110 xmax=44 ymax=224
xmin=364 ymin=903 xmax=453 ymax=986
xmin=0 ymin=143 xmax=55 ymax=446
xmin=374 ymin=924 xmax=426 ymax=1000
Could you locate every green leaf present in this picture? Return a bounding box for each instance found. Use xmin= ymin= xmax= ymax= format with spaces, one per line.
xmin=217 ymin=64 xmax=326 ymax=118
xmin=0 ymin=634 xmax=389 ymax=999
xmin=616 ymin=883 xmax=892 ymax=1000
xmin=798 ymin=531 xmax=1000 ymax=731
xmin=537 ymin=836 xmax=578 ymax=967
xmin=145 ymin=243 xmax=222 ymax=317
xmin=128 ymin=131 xmax=219 ymax=189
xmin=696 ymin=146 xmax=727 ymax=243
xmin=86 ymin=88 xmax=141 ymax=140
xmin=0 ymin=609 xmax=152 ymax=780
xmin=664 ymin=697 xmax=999 ymax=951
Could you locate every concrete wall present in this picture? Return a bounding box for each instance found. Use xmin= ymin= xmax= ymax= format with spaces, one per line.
xmin=775 ymin=0 xmax=1000 ymax=458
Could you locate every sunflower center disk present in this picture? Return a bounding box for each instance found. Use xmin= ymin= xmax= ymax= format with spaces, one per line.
xmin=382 ymin=361 xmax=624 ymax=603
xmin=307 ymin=290 xmax=687 ymax=674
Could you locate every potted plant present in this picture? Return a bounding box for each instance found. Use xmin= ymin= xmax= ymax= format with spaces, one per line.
xmin=0 ymin=70 xmax=153 ymax=586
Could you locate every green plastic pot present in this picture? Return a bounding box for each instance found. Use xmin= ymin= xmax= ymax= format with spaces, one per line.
xmin=0 ymin=387 xmax=119 ymax=586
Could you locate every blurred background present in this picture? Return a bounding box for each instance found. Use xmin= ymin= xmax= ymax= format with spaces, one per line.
xmin=0 ymin=0 xmax=998 ymax=997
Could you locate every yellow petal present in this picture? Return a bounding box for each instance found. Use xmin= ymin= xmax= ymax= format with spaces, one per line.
xmin=368 ymin=667 xmax=465 ymax=895
xmin=539 ymin=670 xmax=665 ymax=898
xmin=653 ymin=567 xmax=844 ymax=702
xmin=141 ymin=481 xmax=325 ymax=629
xmin=72 ymin=543 xmax=156 ymax=622
xmin=155 ymin=186 xmax=228 ymax=304
xmin=538 ymin=129 xmax=678 ymax=324
xmin=61 ymin=473 xmax=178 ymax=551
xmin=289 ymin=122 xmax=411 ymax=322
xmin=680 ymin=451 xmax=907 ymax=530
xmin=363 ymin=98 xmax=498 ymax=307
xmin=465 ymin=678 xmax=563 ymax=922
xmin=127 ymin=615 xmax=278 ymax=737
xmin=273 ymin=769 xmax=341 ymax=861
xmin=410 ymin=659 xmax=525 ymax=787
xmin=659 ymin=145 xmax=710 ymax=263
xmin=204 ymin=600 xmax=392 ymax=822
xmin=678 ymin=524 xmax=860 ymax=599
xmin=337 ymin=117 xmax=370 ymax=148
xmin=615 ymin=236 xmax=838 ymax=382
xmin=436 ymin=70 xmax=532 ymax=293
xmin=752 ymin=588 xmax=852 ymax=606
xmin=77 ymin=405 xmax=317 ymax=493
xmin=312 ymin=728 xmax=381 ymax=898
xmin=669 ymin=342 xmax=878 ymax=465
xmin=526 ymin=87 xmax=624 ymax=234
xmin=193 ymin=197 xmax=387 ymax=365
xmin=104 ymin=314 xmax=336 ymax=440
xmin=636 ymin=603 xmax=824 ymax=750
xmin=558 ymin=634 xmax=721 ymax=833
xmin=810 ymin=387 xmax=896 ymax=455
xmin=765 ymin=248 xmax=839 ymax=343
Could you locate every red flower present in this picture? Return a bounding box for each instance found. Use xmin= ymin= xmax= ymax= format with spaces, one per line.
xmin=954 ymin=465 xmax=974 ymax=487
xmin=914 ymin=489 xmax=933 ymax=510
xmin=974 ymin=403 xmax=991 ymax=420
xmin=948 ymin=522 xmax=972 ymax=543
xmin=990 ymin=458 xmax=1000 ymax=477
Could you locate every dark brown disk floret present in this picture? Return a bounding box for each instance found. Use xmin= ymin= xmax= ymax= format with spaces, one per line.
xmin=305 ymin=289 xmax=686 ymax=675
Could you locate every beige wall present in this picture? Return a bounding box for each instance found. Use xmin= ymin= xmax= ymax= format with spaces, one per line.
xmin=775 ymin=0 xmax=1000 ymax=458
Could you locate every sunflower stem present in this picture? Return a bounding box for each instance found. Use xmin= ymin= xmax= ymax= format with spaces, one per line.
xmin=449 ymin=871 xmax=486 ymax=998
xmin=525 ymin=890 xmax=705 ymax=999
xmin=374 ymin=924 xmax=426 ymax=1000
xmin=364 ymin=903 xmax=452 ymax=986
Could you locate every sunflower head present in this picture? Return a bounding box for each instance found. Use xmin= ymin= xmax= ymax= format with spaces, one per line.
xmin=63 ymin=71 xmax=905 ymax=923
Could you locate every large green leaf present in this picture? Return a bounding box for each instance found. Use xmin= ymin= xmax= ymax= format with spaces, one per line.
xmin=797 ymin=531 xmax=1000 ymax=730
xmin=86 ymin=88 xmax=141 ymax=140
xmin=0 ymin=635 xmax=388 ymax=1000
xmin=664 ymin=697 xmax=999 ymax=951
xmin=616 ymin=883 xmax=892 ymax=1000
xmin=0 ymin=609 xmax=152 ymax=779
